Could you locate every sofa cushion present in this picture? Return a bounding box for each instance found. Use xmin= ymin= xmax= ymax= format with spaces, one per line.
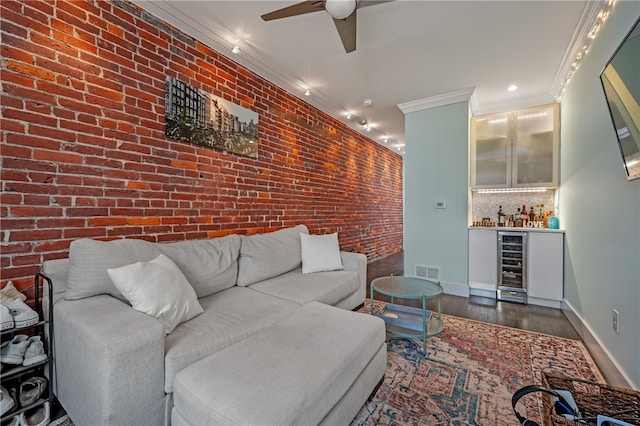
xmin=107 ymin=254 xmax=204 ymax=335
xmin=300 ymin=232 xmax=344 ymax=274
xmin=236 ymin=225 xmax=308 ymax=287
xmin=65 ymin=236 xmax=242 ymax=301
xmin=66 ymin=238 xmax=158 ymax=300
xmin=157 ymin=235 xmax=241 ymax=298
xmin=248 ymin=267 xmax=359 ymax=306
xmin=163 ymin=286 xmax=299 ymax=393
xmin=172 ymin=301 xmax=386 ymax=426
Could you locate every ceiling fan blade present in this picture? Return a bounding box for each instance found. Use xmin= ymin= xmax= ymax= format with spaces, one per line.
xmin=333 ymin=11 xmax=356 ymax=53
xmin=261 ymin=1 xmax=326 ymax=21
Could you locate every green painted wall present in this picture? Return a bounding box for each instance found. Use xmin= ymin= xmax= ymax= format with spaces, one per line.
xmin=404 ymin=101 xmax=469 ymax=288
xmin=560 ymin=4 xmax=640 ymax=388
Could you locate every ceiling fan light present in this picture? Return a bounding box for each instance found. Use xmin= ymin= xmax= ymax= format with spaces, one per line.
xmin=325 ymin=0 xmax=356 ymax=20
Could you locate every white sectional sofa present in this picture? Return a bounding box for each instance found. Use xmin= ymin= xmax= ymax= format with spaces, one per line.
xmin=41 ymin=225 xmax=386 ymax=426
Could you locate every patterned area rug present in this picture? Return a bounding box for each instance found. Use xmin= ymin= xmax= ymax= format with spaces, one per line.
xmin=351 ymin=300 xmax=604 ymax=425
xmin=52 ymin=300 xmax=603 ymax=426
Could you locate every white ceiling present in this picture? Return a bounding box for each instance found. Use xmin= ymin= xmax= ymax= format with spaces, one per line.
xmin=133 ymin=0 xmax=604 ymax=155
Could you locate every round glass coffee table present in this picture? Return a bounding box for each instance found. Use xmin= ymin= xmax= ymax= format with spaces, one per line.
xmin=370 ymin=276 xmax=443 ymax=353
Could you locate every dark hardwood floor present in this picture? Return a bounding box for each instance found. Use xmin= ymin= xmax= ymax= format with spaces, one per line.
xmin=366 ymin=251 xmax=628 ymax=387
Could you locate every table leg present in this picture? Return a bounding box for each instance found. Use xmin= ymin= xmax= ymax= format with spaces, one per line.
xmin=422 ymin=295 xmax=427 ymax=354
xmin=370 ymin=287 xmax=374 ymax=314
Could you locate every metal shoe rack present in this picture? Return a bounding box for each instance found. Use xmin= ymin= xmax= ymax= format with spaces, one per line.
xmin=1 ymin=274 xmax=54 ymax=423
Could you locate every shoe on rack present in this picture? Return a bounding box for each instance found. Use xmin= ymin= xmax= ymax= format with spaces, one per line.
xmin=22 ymin=337 xmax=47 ymax=367
xmin=0 ymin=281 xmax=27 ymax=305
xmin=5 ymin=415 xmax=19 ymax=426
xmin=1 ymin=303 xmax=14 ymax=330
xmin=20 ymin=400 xmax=50 ymax=426
xmin=7 ymin=299 xmax=39 ymax=329
xmin=0 ymin=386 xmax=16 ymax=416
xmin=19 ymin=377 xmax=48 ymax=406
xmin=0 ymin=342 xmax=5 ymax=373
xmin=0 ymin=334 xmax=30 ymax=365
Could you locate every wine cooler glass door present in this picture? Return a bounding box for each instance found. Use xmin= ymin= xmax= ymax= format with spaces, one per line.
xmin=497 ymin=232 xmax=527 ymax=303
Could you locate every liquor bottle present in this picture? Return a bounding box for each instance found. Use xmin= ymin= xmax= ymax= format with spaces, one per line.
xmin=515 ymin=208 xmax=523 ymax=227
xmin=497 ymin=205 xmax=505 ymax=227
xmin=521 ymin=205 xmax=528 ymax=226
xmin=528 ymin=206 xmax=535 ymax=222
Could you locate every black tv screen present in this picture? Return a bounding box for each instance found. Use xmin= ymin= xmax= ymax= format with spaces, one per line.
xmin=600 ymin=16 xmax=640 ymax=181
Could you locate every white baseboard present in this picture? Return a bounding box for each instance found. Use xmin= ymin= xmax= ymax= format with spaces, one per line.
xmin=527 ymin=296 xmax=562 ymax=309
xmin=563 ymin=299 xmax=637 ymax=389
xmin=441 ymin=281 xmax=469 ymax=298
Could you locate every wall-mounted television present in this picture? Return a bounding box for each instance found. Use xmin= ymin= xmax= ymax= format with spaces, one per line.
xmin=600 ymin=16 xmax=640 ymax=181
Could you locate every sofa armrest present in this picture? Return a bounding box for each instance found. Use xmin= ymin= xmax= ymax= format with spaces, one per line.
xmin=340 ymin=251 xmax=367 ymax=306
xmin=53 ymin=295 xmax=166 ymax=426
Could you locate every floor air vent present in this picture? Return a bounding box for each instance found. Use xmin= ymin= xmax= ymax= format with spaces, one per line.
xmin=415 ymin=264 xmax=440 ymax=280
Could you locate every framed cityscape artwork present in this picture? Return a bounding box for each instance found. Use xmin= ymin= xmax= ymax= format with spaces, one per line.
xmin=165 ymin=76 xmax=259 ymax=158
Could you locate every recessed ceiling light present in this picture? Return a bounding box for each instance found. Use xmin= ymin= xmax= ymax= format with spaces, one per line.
xmin=231 ymin=44 xmax=240 ymax=54
xmin=304 ymin=89 xmax=311 ymax=96
xmin=507 ymin=84 xmax=519 ymax=92
xmin=363 ymin=99 xmax=373 ymax=107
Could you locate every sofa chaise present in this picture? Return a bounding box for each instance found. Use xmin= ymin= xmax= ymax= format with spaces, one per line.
xmin=41 ymin=225 xmax=387 ymax=426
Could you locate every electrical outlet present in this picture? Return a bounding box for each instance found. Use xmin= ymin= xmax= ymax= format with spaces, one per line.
xmin=612 ymin=309 xmax=620 ymax=334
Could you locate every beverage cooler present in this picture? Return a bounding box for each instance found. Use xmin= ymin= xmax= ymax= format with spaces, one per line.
xmin=497 ymin=231 xmax=528 ymax=303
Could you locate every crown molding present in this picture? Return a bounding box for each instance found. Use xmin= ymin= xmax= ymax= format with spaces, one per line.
xmin=397 ymin=87 xmax=477 ymax=114
xmin=471 ymin=94 xmax=558 ymax=117
xmin=548 ymin=0 xmax=609 ymax=98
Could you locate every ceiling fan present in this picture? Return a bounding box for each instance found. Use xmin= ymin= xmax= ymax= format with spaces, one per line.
xmin=261 ymin=0 xmax=389 ymax=53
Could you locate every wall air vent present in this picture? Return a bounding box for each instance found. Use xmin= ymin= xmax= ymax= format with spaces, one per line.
xmin=415 ymin=264 xmax=440 ymax=281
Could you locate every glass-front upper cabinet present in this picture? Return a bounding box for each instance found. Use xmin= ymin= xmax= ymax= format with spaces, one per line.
xmin=470 ymin=112 xmax=511 ymax=187
xmin=470 ymin=103 xmax=559 ymax=188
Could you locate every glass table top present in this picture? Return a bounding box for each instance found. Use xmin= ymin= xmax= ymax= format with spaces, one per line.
xmin=371 ymin=276 xmax=442 ymax=299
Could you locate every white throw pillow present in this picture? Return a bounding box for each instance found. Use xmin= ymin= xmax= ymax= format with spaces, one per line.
xmin=107 ymin=254 xmax=204 ymax=335
xmin=300 ymin=232 xmax=344 ymax=274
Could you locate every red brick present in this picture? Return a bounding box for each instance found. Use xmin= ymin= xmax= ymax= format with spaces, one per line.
xmin=34 ymin=240 xmax=71 ymax=253
xmin=88 ymin=217 xmax=128 ymax=227
xmin=33 ymin=150 xmax=83 ymax=164
xmin=9 ymin=206 xmax=63 ymax=217
xmin=127 ymin=217 xmax=161 ymax=226
xmin=0 ymin=243 xmax=32 ymax=254
xmin=64 ymin=227 xmax=106 ymax=239
xmin=9 ymin=229 xmax=62 ymax=242
xmin=66 ymin=208 xmax=109 ymax=217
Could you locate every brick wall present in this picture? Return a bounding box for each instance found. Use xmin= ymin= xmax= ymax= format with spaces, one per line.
xmin=0 ymin=0 xmax=403 ymax=289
